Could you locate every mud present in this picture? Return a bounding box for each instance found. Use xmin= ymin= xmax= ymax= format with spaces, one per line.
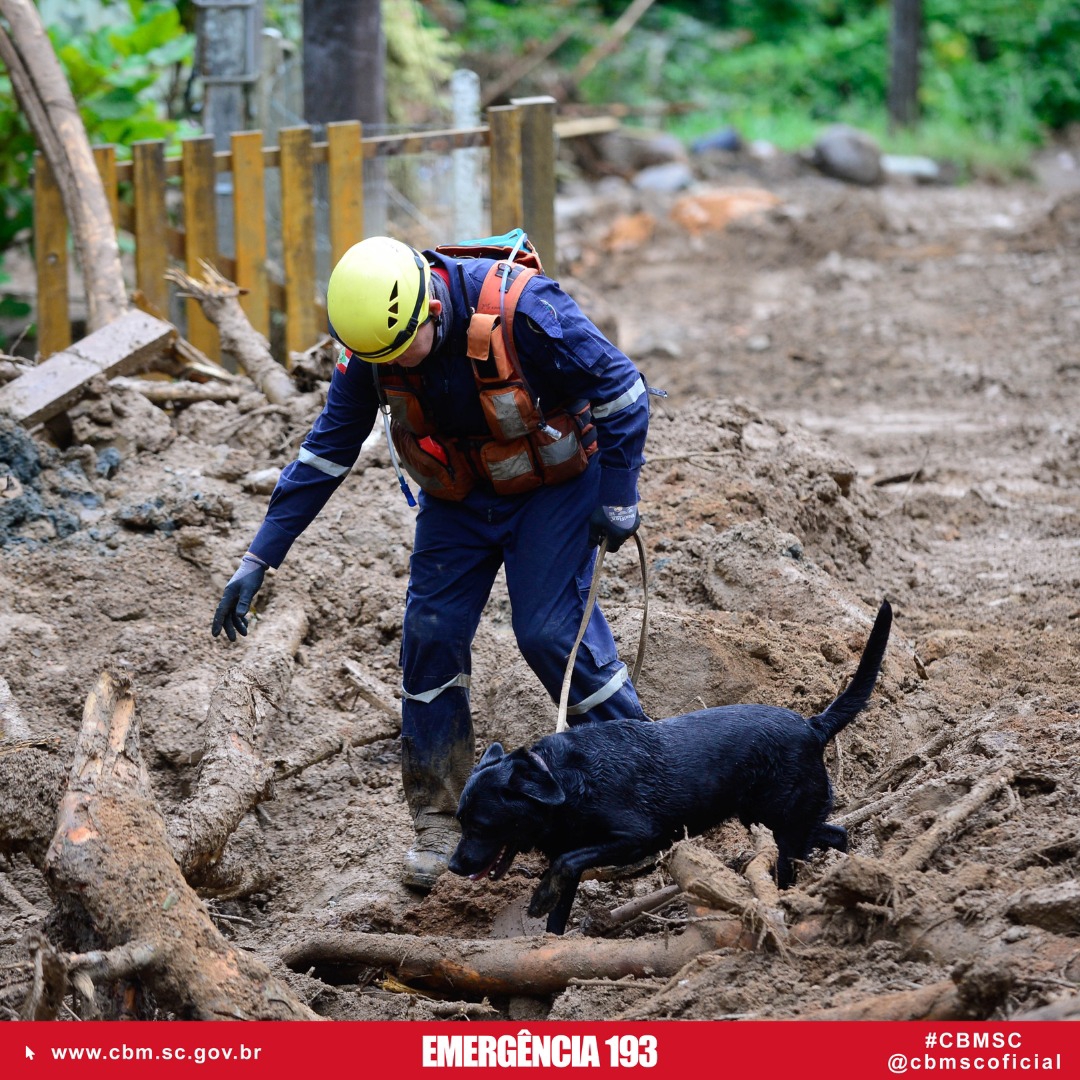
xmin=1 ymin=150 xmax=1079 ymax=1021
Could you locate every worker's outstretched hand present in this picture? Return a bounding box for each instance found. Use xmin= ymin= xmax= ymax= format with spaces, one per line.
xmin=588 ymin=504 xmax=640 ymax=554
xmin=211 ymin=554 xmax=267 ymax=641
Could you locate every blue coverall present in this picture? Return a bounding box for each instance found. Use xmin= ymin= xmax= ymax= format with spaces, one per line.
xmin=247 ymin=250 xmax=650 ymax=821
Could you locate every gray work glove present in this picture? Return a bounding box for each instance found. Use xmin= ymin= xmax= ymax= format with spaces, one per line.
xmin=211 ymin=553 xmax=267 ymax=641
xmin=588 ymin=504 xmax=640 ymax=554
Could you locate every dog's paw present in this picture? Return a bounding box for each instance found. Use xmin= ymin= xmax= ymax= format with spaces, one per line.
xmin=527 ymin=879 xmax=559 ymax=917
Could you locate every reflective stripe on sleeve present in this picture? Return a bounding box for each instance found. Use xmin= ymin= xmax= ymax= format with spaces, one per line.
xmin=564 ymin=664 xmax=628 ymax=716
xmin=591 ymin=377 xmax=645 ymax=419
xmin=298 ymin=446 xmax=351 ymax=478
xmin=400 ymin=672 xmax=471 ymax=704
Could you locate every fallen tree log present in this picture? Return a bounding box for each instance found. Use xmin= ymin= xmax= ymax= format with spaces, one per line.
xmin=42 ymin=669 xmax=318 ymax=1019
xmin=800 ymin=981 xmax=964 ymax=1021
xmin=166 ymin=264 xmax=298 ymax=404
xmin=0 ymin=0 xmax=126 ymax=331
xmin=169 ymin=606 xmax=308 ymax=895
xmin=110 ymin=376 xmax=244 ymax=405
xmin=282 ymin=917 xmax=757 ymax=998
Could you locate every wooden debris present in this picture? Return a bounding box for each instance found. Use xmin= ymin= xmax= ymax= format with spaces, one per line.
xmin=0 ymin=310 xmax=176 ymax=427
xmin=583 ymin=884 xmax=683 ymax=936
xmin=0 ymin=357 xmax=32 ymax=384
xmin=273 ymin=713 xmax=402 ymax=782
xmin=893 ymin=767 xmax=1014 ymax=874
xmin=166 ymin=263 xmax=299 ymax=404
xmin=866 ymin=711 xmax=997 ymax=793
xmin=799 ymin=980 xmax=964 ymax=1021
xmin=341 ymin=659 xmax=401 ymax=720
xmin=0 ymin=0 xmax=126 ymax=332
xmin=110 ymin=376 xmax=244 ymax=405
xmin=22 ymin=932 xmax=67 ymax=1020
xmin=43 ymin=669 xmax=318 ymax=1019
xmin=169 ymin=606 xmax=307 ymax=896
xmin=666 ymin=840 xmax=789 ymax=953
xmin=131 ymin=289 xmax=238 ymax=382
xmin=281 ymin=916 xmax=754 ymax=998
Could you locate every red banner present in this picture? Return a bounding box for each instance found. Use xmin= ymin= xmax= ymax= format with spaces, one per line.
xmin=2 ymin=1020 xmax=1075 ymax=1079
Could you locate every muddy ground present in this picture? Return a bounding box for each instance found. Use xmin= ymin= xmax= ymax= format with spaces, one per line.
xmin=1 ymin=141 xmax=1079 ymax=1021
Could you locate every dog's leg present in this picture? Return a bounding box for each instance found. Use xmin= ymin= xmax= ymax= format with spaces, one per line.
xmin=528 ymin=863 xmax=579 ymax=920
xmin=810 ymin=822 xmax=848 ymax=852
xmin=527 ymin=866 xmax=580 ymax=935
xmin=773 ymin=833 xmax=806 ymax=889
xmin=529 ymin=844 xmax=652 ymax=932
xmin=543 ymin=881 xmax=580 ymax=936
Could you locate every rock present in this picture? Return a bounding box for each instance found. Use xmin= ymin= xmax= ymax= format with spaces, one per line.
xmin=596 ymin=128 xmax=688 ymax=175
xmin=96 ymin=447 xmax=122 ymax=479
xmin=809 ymin=125 xmax=884 ymax=186
xmin=1007 ymin=879 xmax=1080 ymax=935
xmin=881 ymin=154 xmax=943 ymax=184
xmin=242 ymin=467 xmax=282 ymax=495
xmin=632 ymin=162 xmax=695 ymax=194
xmin=691 ymin=127 xmax=742 ymax=154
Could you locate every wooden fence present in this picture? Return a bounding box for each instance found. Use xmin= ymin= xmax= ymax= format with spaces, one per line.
xmin=33 ymin=96 xmax=558 ymax=364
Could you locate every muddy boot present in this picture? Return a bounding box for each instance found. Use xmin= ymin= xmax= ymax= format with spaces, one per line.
xmin=402 ymin=808 xmax=461 ymax=891
xmin=400 ymin=735 xmax=474 ymax=892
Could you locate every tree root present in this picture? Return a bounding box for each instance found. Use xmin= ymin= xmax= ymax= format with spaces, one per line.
xmin=665 ymin=841 xmax=790 ymax=954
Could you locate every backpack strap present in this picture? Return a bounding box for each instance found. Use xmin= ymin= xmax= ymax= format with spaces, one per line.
xmin=475 ymin=261 xmax=539 ymax=370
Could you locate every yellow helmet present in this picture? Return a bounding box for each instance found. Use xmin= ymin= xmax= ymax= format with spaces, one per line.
xmin=326 ymin=237 xmax=431 ymax=362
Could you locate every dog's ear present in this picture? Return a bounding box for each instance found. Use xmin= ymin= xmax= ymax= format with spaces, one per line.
xmin=510 ymin=756 xmax=566 ymax=807
xmin=476 ymin=742 xmax=506 ymax=770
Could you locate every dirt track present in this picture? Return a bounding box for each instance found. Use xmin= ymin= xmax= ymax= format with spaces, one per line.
xmin=2 ymin=147 xmax=1079 ymax=1020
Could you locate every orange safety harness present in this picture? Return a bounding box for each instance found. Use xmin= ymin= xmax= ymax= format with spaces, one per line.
xmin=374 ymin=239 xmax=597 ymax=501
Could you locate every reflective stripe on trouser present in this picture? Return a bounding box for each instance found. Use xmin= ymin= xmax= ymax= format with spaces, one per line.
xmin=399 ymin=459 xmax=646 ymax=796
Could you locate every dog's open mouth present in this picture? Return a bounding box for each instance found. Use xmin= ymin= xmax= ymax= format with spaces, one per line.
xmin=469 ymin=845 xmax=517 ymax=881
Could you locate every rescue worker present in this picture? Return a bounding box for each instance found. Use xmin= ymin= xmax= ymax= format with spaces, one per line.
xmin=211 ymin=234 xmax=650 ymax=891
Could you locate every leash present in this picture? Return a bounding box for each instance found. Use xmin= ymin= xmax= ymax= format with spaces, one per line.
xmin=555 ymin=531 xmax=650 ymax=734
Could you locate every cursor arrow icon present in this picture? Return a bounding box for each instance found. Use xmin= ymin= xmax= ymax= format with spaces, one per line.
xmin=26 ymin=1046 xmax=35 ymax=1060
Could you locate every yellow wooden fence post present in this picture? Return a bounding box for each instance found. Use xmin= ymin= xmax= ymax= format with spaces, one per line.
xmin=32 ymin=152 xmax=70 ymax=358
xmin=92 ymin=145 xmax=119 ymax=229
xmin=510 ymin=96 xmax=557 ymax=274
xmin=181 ymin=135 xmax=220 ymax=358
xmin=486 ymin=104 xmax=523 ymax=236
xmin=280 ymin=125 xmax=317 ymax=360
xmin=327 ymin=120 xmax=364 ymax=265
xmin=132 ymin=140 xmax=169 ymax=318
xmin=231 ymin=130 xmax=269 ymax=339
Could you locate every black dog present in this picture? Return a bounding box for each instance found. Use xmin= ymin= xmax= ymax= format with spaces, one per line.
xmin=449 ymin=600 xmax=892 ymax=934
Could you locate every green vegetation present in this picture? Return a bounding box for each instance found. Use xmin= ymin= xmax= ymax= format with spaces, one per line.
xmin=0 ymin=0 xmax=194 ymax=327
xmin=460 ymin=0 xmax=1080 ymax=178
xmin=2 ymin=0 xmax=1075 ymax=276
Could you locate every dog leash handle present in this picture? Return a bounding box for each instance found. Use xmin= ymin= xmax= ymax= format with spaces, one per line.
xmin=555 ymin=531 xmax=650 ymax=734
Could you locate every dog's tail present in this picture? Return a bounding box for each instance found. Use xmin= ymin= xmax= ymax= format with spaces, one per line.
xmin=809 ymin=600 xmax=892 ymax=743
